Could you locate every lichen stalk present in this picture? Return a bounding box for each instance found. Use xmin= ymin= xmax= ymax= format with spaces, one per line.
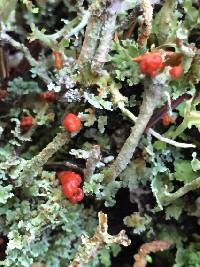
xmin=18 ymin=132 xmax=70 ymax=185
xmin=77 ymin=15 xmax=103 ymax=65
xmin=160 ymin=176 xmax=200 ymax=206
xmin=107 ymin=80 xmax=167 ymax=181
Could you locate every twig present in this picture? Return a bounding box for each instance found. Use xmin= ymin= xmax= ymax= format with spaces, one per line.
xmin=137 ymin=0 xmax=153 ymax=47
xmin=106 ymin=79 xmax=167 ymax=181
xmin=160 ymin=176 xmax=200 ymax=206
xmin=70 ymin=211 xmax=131 ymax=267
xmin=133 ymin=240 xmax=172 ymax=267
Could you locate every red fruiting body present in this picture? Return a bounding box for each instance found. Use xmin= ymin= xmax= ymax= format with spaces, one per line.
xmin=68 ymin=188 xmax=84 ymax=204
xmin=53 ymin=51 xmax=62 ymax=70
xmin=63 ymin=113 xmax=81 ymax=133
xmin=63 ymin=182 xmax=83 ymax=198
xmin=169 ymin=65 xmax=183 ymax=78
xmin=20 ymin=116 xmax=33 ymax=130
xmin=133 ymin=53 xmax=163 ymax=77
xmin=63 ymin=182 xmax=76 ymax=198
xmin=57 ymin=171 xmax=82 ymax=186
xmin=58 ymin=170 xmax=84 ymax=204
xmin=40 ymin=92 xmax=55 ymax=102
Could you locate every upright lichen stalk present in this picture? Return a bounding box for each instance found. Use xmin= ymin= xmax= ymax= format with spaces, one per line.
xmin=107 ymin=78 xmax=167 ymax=181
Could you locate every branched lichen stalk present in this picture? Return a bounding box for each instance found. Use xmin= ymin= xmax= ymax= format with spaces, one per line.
xmin=70 ymin=211 xmax=131 ymax=267
xmin=27 ymin=132 xmax=70 ymax=168
xmin=66 ymin=10 xmax=91 ymax=39
xmin=30 ymin=10 xmax=90 ymax=48
xmin=107 ymin=80 xmax=167 ymax=181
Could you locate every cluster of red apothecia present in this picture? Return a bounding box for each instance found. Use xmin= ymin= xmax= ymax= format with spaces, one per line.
xmin=132 ymin=52 xmax=183 ymax=78
xmin=57 ymin=171 xmax=84 ymax=203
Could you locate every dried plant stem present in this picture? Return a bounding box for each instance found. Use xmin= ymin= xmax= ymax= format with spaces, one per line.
xmin=133 ymin=240 xmax=172 ymax=267
xmin=70 ymin=211 xmax=131 ymax=267
xmin=138 ymin=0 xmax=153 ymax=47
xmin=107 ymin=80 xmax=166 ymax=181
